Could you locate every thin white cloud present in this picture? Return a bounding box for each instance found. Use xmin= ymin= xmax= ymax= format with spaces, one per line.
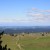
xmin=42 ymin=10 xmax=50 ymax=13
xmin=0 ymin=17 xmax=33 ymax=23
xmin=0 ymin=8 xmax=50 ymax=26
xmin=32 ymin=8 xmax=38 ymax=10
xmin=27 ymin=8 xmax=50 ymax=23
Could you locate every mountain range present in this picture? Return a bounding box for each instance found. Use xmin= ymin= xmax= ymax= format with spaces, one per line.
xmin=0 ymin=26 xmax=50 ymax=34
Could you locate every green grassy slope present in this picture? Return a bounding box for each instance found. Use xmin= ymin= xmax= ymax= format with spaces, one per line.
xmin=1 ymin=33 xmax=50 ymax=50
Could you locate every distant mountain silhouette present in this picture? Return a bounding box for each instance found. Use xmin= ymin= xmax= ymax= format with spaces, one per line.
xmin=0 ymin=26 xmax=50 ymax=34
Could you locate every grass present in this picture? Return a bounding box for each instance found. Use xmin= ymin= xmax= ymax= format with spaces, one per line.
xmin=1 ymin=33 xmax=50 ymax=50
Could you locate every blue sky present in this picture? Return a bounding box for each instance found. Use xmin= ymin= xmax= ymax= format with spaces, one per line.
xmin=0 ymin=0 xmax=50 ymax=26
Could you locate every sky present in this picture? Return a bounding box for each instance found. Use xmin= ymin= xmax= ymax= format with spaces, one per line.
xmin=0 ymin=0 xmax=50 ymax=26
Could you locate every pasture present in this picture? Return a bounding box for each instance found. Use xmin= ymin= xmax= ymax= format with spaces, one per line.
xmin=1 ymin=33 xmax=50 ymax=50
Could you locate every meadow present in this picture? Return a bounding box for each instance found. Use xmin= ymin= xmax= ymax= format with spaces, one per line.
xmin=1 ymin=33 xmax=50 ymax=50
